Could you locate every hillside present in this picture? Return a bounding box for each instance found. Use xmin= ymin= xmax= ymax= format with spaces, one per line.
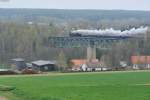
xmin=0 ymin=9 xmax=150 ymax=24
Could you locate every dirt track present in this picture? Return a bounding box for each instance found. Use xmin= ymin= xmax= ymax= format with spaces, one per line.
xmin=0 ymin=96 xmax=7 ymax=100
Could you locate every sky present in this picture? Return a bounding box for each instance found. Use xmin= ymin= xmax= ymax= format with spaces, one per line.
xmin=0 ymin=0 xmax=150 ymax=11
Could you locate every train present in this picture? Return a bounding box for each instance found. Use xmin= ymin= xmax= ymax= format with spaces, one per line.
xmin=69 ymin=27 xmax=148 ymax=39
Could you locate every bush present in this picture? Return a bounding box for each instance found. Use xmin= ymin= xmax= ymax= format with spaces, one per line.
xmin=0 ymin=85 xmax=15 ymax=91
xmin=21 ymin=69 xmax=38 ymax=74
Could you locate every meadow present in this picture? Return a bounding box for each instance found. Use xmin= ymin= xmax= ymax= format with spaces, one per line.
xmin=0 ymin=71 xmax=150 ymax=100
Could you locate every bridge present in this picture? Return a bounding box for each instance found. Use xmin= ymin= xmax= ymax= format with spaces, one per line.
xmin=49 ymin=36 xmax=127 ymax=61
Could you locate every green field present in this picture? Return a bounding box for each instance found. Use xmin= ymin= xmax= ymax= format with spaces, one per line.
xmin=0 ymin=71 xmax=150 ymax=100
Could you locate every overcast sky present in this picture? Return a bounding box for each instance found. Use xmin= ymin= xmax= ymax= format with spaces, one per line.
xmin=0 ymin=0 xmax=150 ymax=11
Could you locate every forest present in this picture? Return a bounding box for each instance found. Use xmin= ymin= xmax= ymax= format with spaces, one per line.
xmin=0 ymin=9 xmax=150 ymax=68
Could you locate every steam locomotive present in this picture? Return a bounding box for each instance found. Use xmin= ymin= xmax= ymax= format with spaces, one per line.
xmin=69 ymin=29 xmax=132 ymax=39
xmin=69 ymin=27 xmax=148 ymax=39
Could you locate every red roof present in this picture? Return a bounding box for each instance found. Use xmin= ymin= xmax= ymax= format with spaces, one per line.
xmin=71 ymin=59 xmax=87 ymax=66
xmin=131 ymin=56 xmax=150 ymax=64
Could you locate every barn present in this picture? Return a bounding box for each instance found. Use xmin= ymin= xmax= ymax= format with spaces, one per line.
xmin=31 ymin=60 xmax=57 ymax=72
xmin=11 ymin=58 xmax=27 ymax=71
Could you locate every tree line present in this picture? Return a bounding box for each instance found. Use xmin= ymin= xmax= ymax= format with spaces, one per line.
xmin=0 ymin=19 xmax=149 ymax=69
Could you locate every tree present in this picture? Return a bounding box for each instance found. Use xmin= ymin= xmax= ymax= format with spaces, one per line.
xmin=57 ymin=51 xmax=68 ymax=71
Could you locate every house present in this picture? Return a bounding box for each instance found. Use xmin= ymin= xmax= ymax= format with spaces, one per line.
xmin=119 ymin=61 xmax=129 ymax=70
xmin=70 ymin=59 xmax=87 ymax=71
xmin=84 ymin=62 xmax=110 ymax=71
xmin=70 ymin=59 xmax=110 ymax=71
xmin=31 ymin=60 xmax=57 ymax=72
xmin=81 ymin=64 xmax=88 ymax=71
xmin=11 ymin=58 xmax=27 ymax=71
xmin=131 ymin=56 xmax=150 ymax=69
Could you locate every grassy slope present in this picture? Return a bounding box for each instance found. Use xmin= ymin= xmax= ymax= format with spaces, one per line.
xmin=0 ymin=71 xmax=150 ymax=100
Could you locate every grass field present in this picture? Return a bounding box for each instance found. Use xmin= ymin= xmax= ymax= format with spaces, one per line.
xmin=0 ymin=71 xmax=150 ymax=100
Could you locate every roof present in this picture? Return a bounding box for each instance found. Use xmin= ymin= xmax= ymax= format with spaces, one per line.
xmin=71 ymin=59 xmax=87 ymax=66
xmin=31 ymin=60 xmax=56 ymax=66
xmin=12 ymin=58 xmax=25 ymax=62
xmin=131 ymin=56 xmax=150 ymax=64
xmin=70 ymin=59 xmax=100 ymax=66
